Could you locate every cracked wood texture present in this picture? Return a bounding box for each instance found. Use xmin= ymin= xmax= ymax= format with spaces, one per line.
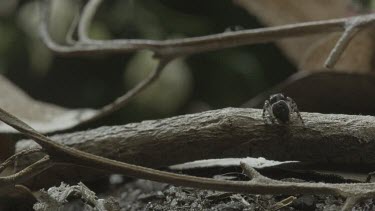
xmin=15 ymin=108 xmax=375 ymax=189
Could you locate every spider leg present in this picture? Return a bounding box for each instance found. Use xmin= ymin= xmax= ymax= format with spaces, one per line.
xmin=286 ymin=97 xmax=304 ymax=125
xmin=262 ymin=101 xmax=268 ymax=124
xmin=263 ymin=100 xmax=275 ymax=124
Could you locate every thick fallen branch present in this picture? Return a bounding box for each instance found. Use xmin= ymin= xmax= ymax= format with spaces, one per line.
xmin=18 ymin=107 xmax=375 ymax=165
xmin=15 ymin=107 xmax=375 ymax=187
xmin=1 ymin=107 xmax=375 ymax=211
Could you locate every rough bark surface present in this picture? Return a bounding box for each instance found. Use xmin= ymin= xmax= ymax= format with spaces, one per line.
xmin=15 ymin=108 xmax=375 ymax=188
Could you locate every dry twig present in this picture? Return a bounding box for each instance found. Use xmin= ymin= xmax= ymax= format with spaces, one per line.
xmin=0 ymin=148 xmax=43 ymax=174
xmin=79 ymin=58 xmax=171 ymax=124
xmin=324 ymin=15 xmax=374 ymax=68
xmin=38 ymin=0 xmax=375 ymax=125
xmin=39 ymin=0 xmax=174 ymax=126
xmin=77 ymin=0 xmax=101 ymax=43
xmin=40 ymin=0 xmax=375 ymax=59
xmin=0 ymin=156 xmax=53 ymax=195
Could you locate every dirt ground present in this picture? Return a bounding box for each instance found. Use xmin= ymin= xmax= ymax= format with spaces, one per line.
xmin=94 ymin=178 xmax=375 ymax=211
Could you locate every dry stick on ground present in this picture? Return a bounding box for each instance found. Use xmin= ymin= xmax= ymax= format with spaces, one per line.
xmin=0 ymin=148 xmax=43 ymax=174
xmin=3 ymin=108 xmax=375 ymax=210
xmin=240 ymin=162 xmax=366 ymax=211
xmin=0 ymin=156 xmax=53 ymax=196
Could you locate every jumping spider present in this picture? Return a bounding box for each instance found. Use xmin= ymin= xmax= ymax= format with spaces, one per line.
xmin=262 ymin=93 xmax=304 ymax=125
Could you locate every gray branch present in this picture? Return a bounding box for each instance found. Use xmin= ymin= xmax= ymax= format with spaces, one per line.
xmin=16 ymin=108 xmax=375 ymax=188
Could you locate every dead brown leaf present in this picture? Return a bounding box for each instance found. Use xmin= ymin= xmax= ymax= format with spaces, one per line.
xmin=0 ymin=75 xmax=96 ymax=133
xmin=301 ymin=29 xmax=375 ymax=72
xmin=243 ymin=71 xmax=375 ymax=115
xmin=233 ymin=0 xmax=375 ymax=72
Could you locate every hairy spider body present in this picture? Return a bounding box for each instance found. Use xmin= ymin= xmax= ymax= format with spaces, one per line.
xmin=271 ymin=101 xmax=290 ymax=123
xmin=262 ymin=93 xmax=304 ymax=125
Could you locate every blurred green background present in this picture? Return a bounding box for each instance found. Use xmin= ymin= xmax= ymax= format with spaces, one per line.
xmin=0 ymin=0 xmax=296 ymax=126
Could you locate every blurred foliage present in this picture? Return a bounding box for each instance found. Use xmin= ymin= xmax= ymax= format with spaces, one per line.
xmin=124 ymin=51 xmax=193 ymax=115
xmin=0 ymin=0 xmax=295 ymax=125
xmin=351 ymin=0 xmax=375 ymax=12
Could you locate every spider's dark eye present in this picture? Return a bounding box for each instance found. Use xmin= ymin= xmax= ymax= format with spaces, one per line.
xmin=272 ymin=101 xmax=290 ymax=123
xmin=270 ymin=93 xmax=286 ymax=104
